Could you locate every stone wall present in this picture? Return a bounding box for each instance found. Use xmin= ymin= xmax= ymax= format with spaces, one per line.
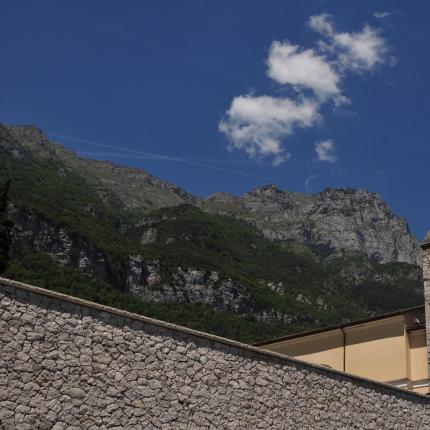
xmin=0 ymin=278 xmax=429 ymax=429
xmin=422 ymin=237 xmax=430 ymax=380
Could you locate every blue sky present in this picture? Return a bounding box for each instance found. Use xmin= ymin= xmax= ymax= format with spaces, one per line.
xmin=1 ymin=1 xmax=429 ymax=238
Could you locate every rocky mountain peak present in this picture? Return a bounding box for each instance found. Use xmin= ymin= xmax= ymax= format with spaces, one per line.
xmin=6 ymin=125 xmax=48 ymax=144
xmin=204 ymin=183 xmax=421 ymax=266
xmin=248 ymin=184 xmax=284 ymax=196
xmin=6 ymin=125 xmax=55 ymax=159
xmin=319 ymin=187 xmax=373 ymax=196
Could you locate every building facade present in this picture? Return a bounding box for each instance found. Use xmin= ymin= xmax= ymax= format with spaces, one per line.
xmin=255 ymin=234 xmax=430 ymax=395
xmin=255 ymin=306 xmax=429 ymax=394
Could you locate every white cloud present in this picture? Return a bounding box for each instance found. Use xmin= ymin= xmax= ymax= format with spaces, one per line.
xmin=220 ymin=14 xmax=393 ymax=164
xmin=219 ymin=95 xmax=320 ymax=165
xmin=308 ymin=14 xmax=336 ymax=37
xmin=374 ymin=11 xmax=392 ymax=20
xmin=315 ymin=140 xmax=338 ymax=163
xmin=267 ymin=41 xmax=340 ymax=100
xmin=335 ymin=26 xmax=388 ymax=71
xmin=309 ymin=13 xmax=390 ymax=72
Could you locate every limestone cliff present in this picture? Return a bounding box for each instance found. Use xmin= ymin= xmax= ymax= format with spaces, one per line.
xmin=202 ymin=185 xmax=421 ymax=265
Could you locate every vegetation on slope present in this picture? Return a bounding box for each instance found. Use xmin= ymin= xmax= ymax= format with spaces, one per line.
xmin=5 ymin=252 xmax=293 ymax=343
xmin=0 ymin=181 xmax=11 ymax=274
xmin=0 ymin=137 xmax=139 ymax=278
xmin=136 ymin=205 xmax=423 ymax=320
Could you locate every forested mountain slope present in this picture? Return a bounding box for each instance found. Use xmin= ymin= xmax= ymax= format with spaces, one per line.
xmin=0 ymin=124 xmax=423 ymax=342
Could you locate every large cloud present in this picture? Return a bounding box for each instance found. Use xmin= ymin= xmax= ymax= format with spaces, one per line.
xmin=267 ymin=41 xmax=340 ymax=100
xmin=219 ymin=95 xmax=320 ymax=165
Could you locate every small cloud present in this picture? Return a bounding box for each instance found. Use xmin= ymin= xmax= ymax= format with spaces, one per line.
xmin=309 ymin=13 xmax=392 ymax=72
xmin=272 ymin=153 xmax=291 ymax=166
xmin=374 ymin=11 xmax=392 ymax=20
xmin=315 ymin=140 xmax=338 ymax=163
xmin=382 ymin=80 xmax=396 ymax=88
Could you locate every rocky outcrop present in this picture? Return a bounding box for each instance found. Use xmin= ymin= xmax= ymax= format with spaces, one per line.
xmin=5 ymin=125 xmax=56 ymax=160
xmin=10 ymin=207 xmax=116 ymax=284
xmin=126 ymin=260 xmax=255 ymax=315
xmin=203 ymin=185 xmax=421 ymax=265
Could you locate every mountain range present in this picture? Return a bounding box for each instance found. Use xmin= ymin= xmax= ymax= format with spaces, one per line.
xmin=0 ymin=124 xmax=423 ymax=342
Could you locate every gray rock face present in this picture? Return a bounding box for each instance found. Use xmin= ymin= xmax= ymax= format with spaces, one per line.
xmin=203 ymin=185 xmax=421 ymax=265
xmin=126 ymin=260 xmax=255 ymax=314
xmin=0 ymin=126 xmax=24 ymax=159
xmin=5 ymin=125 xmax=53 ymax=159
xmin=10 ymin=208 xmax=265 ymax=317
xmin=1 ymin=279 xmax=429 ymax=429
xmin=10 ymin=207 xmax=115 ymax=284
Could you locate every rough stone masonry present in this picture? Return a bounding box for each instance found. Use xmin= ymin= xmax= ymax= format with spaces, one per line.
xmin=421 ymin=231 xmax=430 ymax=381
xmin=0 ymin=278 xmax=429 ymax=430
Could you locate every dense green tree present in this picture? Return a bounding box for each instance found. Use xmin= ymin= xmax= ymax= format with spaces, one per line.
xmin=0 ymin=180 xmax=11 ymax=274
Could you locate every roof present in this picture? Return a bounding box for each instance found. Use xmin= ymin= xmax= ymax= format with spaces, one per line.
xmin=253 ymin=304 xmax=425 ymax=347
xmin=407 ymin=323 xmax=426 ymax=332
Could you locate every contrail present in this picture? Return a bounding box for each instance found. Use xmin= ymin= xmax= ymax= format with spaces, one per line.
xmin=77 ymin=151 xmax=252 ymax=166
xmin=48 ymin=132 xmax=279 ymax=182
xmin=42 ymin=3 xmax=242 ymax=81
xmin=304 ymin=175 xmax=319 ymax=192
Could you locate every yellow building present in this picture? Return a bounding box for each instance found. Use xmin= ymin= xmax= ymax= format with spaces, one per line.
xmin=254 ymin=306 xmax=429 ymax=394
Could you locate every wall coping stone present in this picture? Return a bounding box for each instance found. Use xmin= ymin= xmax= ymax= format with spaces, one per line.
xmin=1 ymin=276 xmax=429 ymax=402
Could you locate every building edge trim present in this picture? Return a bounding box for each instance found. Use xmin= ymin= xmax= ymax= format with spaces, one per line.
xmin=0 ymin=276 xmax=429 ymax=402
